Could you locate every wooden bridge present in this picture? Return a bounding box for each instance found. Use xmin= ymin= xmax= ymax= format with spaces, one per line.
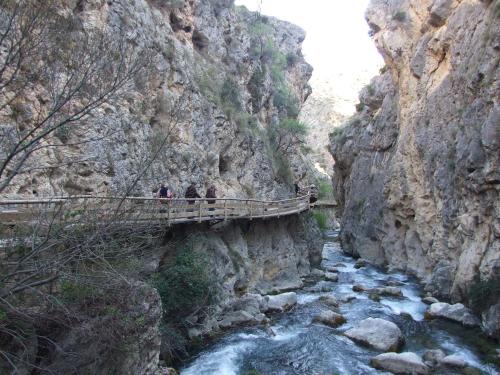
xmin=0 ymin=194 xmax=336 ymax=227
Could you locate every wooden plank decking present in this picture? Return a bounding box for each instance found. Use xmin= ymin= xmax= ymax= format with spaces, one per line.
xmin=0 ymin=194 xmax=335 ymax=227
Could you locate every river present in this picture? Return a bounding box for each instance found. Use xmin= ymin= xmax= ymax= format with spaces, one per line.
xmin=181 ymin=231 xmax=499 ymax=375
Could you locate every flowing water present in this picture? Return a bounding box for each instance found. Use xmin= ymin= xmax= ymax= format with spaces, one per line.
xmin=181 ymin=232 xmax=499 ymax=375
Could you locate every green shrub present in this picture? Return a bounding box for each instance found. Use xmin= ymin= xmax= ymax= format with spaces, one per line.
xmin=153 ymin=245 xmax=217 ymax=320
xmin=313 ymin=211 xmax=328 ymax=230
xmin=59 ymin=279 xmax=99 ymax=304
xmin=220 ymin=77 xmax=242 ymax=110
xmin=318 ymin=179 xmax=334 ymax=200
xmin=468 ymin=277 xmax=500 ymax=313
xmin=248 ymin=67 xmax=266 ymax=112
xmin=273 ymin=86 xmax=299 ymax=118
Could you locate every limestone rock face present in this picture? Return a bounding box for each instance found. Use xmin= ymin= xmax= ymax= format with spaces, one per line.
xmin=343 ymin=317 xmax=404 ymax=352
xmin=370 ymin=352 xmax=430 ymax=375
xmin=1 ymin=0 xmax=314 ymax=201
xmin=330 ymin=0 xmax=500 ymax=336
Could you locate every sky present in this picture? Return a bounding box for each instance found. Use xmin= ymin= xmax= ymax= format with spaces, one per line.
xmin=234 ymin=0 xmax=384 ymax=114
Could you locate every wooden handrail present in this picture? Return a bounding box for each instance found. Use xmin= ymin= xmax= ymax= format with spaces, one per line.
xmin=0 ymin=193 xmax=336 ymax=228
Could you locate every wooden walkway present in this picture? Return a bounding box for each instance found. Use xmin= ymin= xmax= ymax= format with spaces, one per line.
xmin=0 ymin=194 xmax=336 ymax=227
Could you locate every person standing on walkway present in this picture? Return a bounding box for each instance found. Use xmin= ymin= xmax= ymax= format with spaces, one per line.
xmin=185 ymin=183 xmax=201 ymax=205
xmin=206 ymin=185 xmax=217 ymax=214
xmin=158 ymin=184 xmax=169 ymax=199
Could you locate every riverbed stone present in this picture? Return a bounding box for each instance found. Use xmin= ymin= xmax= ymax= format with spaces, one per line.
xmin=354 ymin=258 xmax=370 ymax=268
xmin=262 ymin=292 xmax=297 ymax=312
xmin=310 ymin=268 xmax=325 ymax=278
xmin=422 ymin=349 xmax=445 ymax=366
xmin=353 ymin=284 xmax=368 ymax=292
xmin=426 ymin=303 xmax=480 ymax=327
xmin=312 ymin=310 xmax=346 ymax=328
xmin=324 ymin=272 xmax=339 ymax=282
xmin=372 ymin=286 xmax=403 ymax=297
xmin=344 ymin=318 xmax=404 ymax=351
xmin=370 ymin=352 xmax=430 ymax=375
xmin=422 ymin=296 xmax=439 ymax=305
xmin=319 ymin=295 xmax=340 ymax=308
xmin=218 ymin=310 xmax=264 ymax=329
xmin=440 ymin=354 xmax=468 ymax=369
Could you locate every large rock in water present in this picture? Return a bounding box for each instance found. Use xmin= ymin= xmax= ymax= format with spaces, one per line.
xmin=262 ymin=292 xmax=297 ymax=312
xmin=312 ymin=310 xmax=346 ymax=328
xmin=370 ymin=352 xmax=430 ymax=375
xmin=343 ymin=318 xmax=404 ymax=351
xmin=426 ymin=303 xmax=480 ymax=327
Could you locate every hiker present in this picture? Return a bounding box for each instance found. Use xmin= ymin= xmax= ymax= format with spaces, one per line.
xmin=185 ymin=183 xmax=201 ymax=204
xmin=206 ymin=185 xmax=217 ymax=214
xmin=157 ymin=184 xmax=169 ymax=199
xmin=309 ymin=184 xmax=318 ymax=204
xmin=294 ymin=182 xmax=300 ymax=196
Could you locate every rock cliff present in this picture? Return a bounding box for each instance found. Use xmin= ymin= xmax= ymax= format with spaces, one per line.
xmin=330 ymin=0 xmax=499 ymax=336
xmin=1 ymin=0 xmax=314 ymax=199
xmin=0 ymin=0 xmax=322 ymax=373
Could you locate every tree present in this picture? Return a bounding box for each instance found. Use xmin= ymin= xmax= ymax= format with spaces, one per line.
xmin=268 ymin=118 xmax=308 ymax=155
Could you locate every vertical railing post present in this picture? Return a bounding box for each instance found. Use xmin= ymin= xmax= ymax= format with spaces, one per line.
xmin=249 ymin=200 xmax=253 ymax=220
xmin=198 ymin=199 xmax=202 ymax=223
xmin=224 ymin=200 xmax=227 ymax=220
xmin=167 ymin=200 xmax=171 ymax=226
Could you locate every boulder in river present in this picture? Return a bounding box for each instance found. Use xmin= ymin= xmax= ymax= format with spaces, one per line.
xmin=312 ymin=310 xmax=346 ymax=328
xmin=422 ymin=349 xmax=445 ymax=366
xmin=426 ymin=302 xmax=480 ymax=327
xmin=344 ymin=317 xmax=405 ymax=351
xmin=354 ymin=258 xmax=370 ymax=269
xmin=310 ymin=268 xmax=325 ymax=278
xmin=318 ymin=295 xmax=339 ymax=308
xmin=422 ymin=296 xmax=439 ymax=305
xmin=370 ymin=352 xmax=430 ymax=375
xmin=324 ymin=272 xmax=339 ymax=282
xmin=262 ymin=292 xmax=297 ymax=312
xmin=352 ymin=284 xmax=368 ymax=292
xmin=218 ymin=310 xmax=267 ymax=329
xmin=373 ymin=286 xmax=403 ymax=297
xmin=440 ymin=354 xmax=468 ymax=369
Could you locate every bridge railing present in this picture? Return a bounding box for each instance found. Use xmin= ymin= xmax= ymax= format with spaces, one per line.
xmin=0 ymin=194 xmax=312 ymax=226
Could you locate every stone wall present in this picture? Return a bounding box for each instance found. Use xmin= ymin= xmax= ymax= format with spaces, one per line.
xmin=330 ymin=0 xmax=499 ymax=336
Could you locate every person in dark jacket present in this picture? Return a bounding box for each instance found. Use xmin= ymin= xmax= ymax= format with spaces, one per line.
xmin=158 ymin=184 xmax=169 ymax=199
xmin=205 ymin=185 xmax=216 ymax=215
xmin=185 ymin=183 xmax=201 ymax=205
xmin=205 ymin=185 xmax=216 ymax=204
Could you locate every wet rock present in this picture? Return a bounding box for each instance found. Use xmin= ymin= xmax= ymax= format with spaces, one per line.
xmin=482 ymin=302 xmax=500 ymax=339
xmin=422 ymin=297 xmax=439 ymax=305
xmin=354 ymin=258 xmax=370 ymax=269
xmin=325 ymin=267 xmax=340 ymax=273
xmin=344 ymin=318 xmax=405 ymax=352
xmin=370 ymin=352 xmax=430 ymax=375
xmin=422 ymin=349 xmax=445 ymax=366
xmin=369 ymin=292 xmax=381 ymax=302
xmin=372 ymin=287 xmax=403 ymax=297
xmin=426 ymin=303 xmax=480 ymax=327
xmin=218 ymin=310 xmax=266 ymax=329
xmin=332 ymin=263 xmax=347 ymax=268
xmin=424 ymin=262 xmax=456 ymax=300
xmin=440 ymin=354 xmax=468 ymax=369
xmin=310 ymin=268 xmax=325 ymax=278
xmin=318 ymin=295 xmax=340 ymax=308
xmin=339 ymin=295 xmax=357 ymax=303
xmin=312 ymin=310 xmax=346 ymax=328
xmin=353 ymin=284 xmax=368 ymax=292
xmin=324 ymin=272 xmax=339 ymax=282
xmin=262 ymin=292 xmax=297 ymax=313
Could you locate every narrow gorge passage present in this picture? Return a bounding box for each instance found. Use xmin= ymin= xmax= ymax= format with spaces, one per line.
xmin=181 ymin=232 xmax=499 ymax=375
